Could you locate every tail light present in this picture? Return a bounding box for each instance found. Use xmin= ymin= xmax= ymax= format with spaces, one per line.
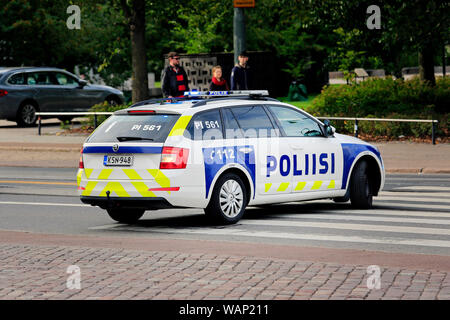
xmin=160 ymin=147 xmax=189 ymax=169
xmin=0 ymin=90 xmax=8 ymax=97
xmin=79 ymin=148 xmax=84 ymax=169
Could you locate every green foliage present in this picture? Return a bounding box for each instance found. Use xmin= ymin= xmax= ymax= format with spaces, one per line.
xmin=87 ymin=101 xmax=130 ymax=127
xmin=307 ymin=77 xmax=449 ymax=138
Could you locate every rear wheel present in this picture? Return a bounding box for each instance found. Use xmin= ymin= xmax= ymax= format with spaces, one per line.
xmin=204 ymin=173 xmax=247 ymax=224
xmin=349 ymin=160 xmax=373 ymax=209
xmin=16 ymin=102 xmax=38 ymax=127
xmin=106 ymin=208 xmax=145 ymax=224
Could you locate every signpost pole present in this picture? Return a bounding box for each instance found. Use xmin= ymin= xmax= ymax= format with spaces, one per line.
xmin=233 ymin=7 xmax=246 ymax=64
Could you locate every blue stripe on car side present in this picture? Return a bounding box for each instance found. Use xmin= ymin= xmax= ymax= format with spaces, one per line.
xmin=203 ymin=146 xmax=256 ymax=199
xmin=83 ymin=146 xmax=163 ymax=154
xmin=341 ymin=143 xmax=382 ymax=190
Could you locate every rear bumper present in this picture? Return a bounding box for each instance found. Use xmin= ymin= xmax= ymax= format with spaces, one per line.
xmin=81 ymin=196 xmax=177 ymax=210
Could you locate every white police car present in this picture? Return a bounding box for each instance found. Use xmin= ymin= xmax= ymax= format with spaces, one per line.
xmin=77 ymin=91 xmax=384 ymax=224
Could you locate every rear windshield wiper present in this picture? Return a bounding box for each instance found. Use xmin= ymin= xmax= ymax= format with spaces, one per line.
xmin=116 ymin=136 xmax=154 ymax=142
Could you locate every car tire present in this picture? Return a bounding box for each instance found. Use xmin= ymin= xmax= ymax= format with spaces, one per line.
xmin=106 ymin=208 xmax=145 ymax=224
xmin=204 ymin=173 xmax=247 ymax=224
xmin=16 ymin=102 xmax=38 ymax=127
xmin=349 ymin=160 xmax=373 ymax=209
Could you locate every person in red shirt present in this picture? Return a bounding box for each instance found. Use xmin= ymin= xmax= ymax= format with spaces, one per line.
xmin=161 ymin=52 xmax=190 ymax=98
xmin=209 ymin=65 xmax=229 ymax=91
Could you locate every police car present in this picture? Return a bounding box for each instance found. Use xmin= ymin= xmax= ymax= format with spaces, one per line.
xmin=77 ymin=90 xmax=384 ymax=224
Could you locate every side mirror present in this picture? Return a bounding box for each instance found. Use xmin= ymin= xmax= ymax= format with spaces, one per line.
xmin=78 ymin=79 xmax=88 ymax=88
xmin=323 ymin=119 xmax=335 ymax=137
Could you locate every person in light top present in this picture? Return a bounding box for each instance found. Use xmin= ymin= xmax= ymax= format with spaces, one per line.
xmin=209 ymin=65 xmax=229 ymax=91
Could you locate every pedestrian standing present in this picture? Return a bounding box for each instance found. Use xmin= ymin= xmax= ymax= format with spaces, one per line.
xmin=230 ymin=51 xmax=251 ymax=90
xmin=209 ymin=66 xmax=229 ymax=91
xmin=161 ymin=52 xmax=190 ymax=98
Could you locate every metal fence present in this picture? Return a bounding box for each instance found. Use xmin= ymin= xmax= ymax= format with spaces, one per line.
xmin=316 ymin=117 xmax=439 ymax=145
xmin=36 ymin=112 xmax=439 ymax=145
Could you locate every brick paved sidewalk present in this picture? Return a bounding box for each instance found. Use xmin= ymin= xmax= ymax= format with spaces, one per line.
xmin=0 ymin=244 xmax=449 ymax=300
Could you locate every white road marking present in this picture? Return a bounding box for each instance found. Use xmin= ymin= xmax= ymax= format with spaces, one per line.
xmin=373 ymin=201 xmax=450 ymax=210
xmin=394 ymin=186 xmax=450 ymax=191
xmin=376 ymin=195 xmax=450 ymax=204
xmin=0 ymin=201 xmax=89 ymax=207
xmin=107 ymin=226 xmax=450 ymax=248
xmin=268 ymin=214 xmax=450 ymax=225
xmin=241 ymin=220 xmax=450 ymax=235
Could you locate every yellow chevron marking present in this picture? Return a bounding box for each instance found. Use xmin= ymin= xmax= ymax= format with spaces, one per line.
xmin=277 ymin=182 xmax=290 ymax=192
xmin=131 ymin=182 xmax=157 ymax=197
xmin=98 ymin=169 xmax=113 ymax=180
xmin=295 ymin=181 xmax=307 ymax=191
xmin=99 ymin=182 xmax=130 ymax=197
xmin=123 ymin=169 xmax=142 ymax=180
xmin=76 ymin=169 xmax=83 ymax=187
xmin=311 ymin=181 xmax=323 ymax=190
xmin=264 ymin=183 xmax=272 ymax=193
xmin=168 ymin=116 xmax=192 ymax=136
xmin=81 ymin=181 xmax=98 ymax=196
xmin=84 ymin=168 xmax=93 ymax=179
xmin=148 ymin=169 xmax=171 ymax=194
xmin=328 ymin=180 xmax=335 ymax=189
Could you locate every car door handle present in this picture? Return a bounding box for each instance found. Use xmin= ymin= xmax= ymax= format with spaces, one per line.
xmin=290 ymin=145 xmax=304 ymax=150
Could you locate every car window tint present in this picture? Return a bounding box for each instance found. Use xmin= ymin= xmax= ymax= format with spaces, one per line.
xmin=222 ymin=108 xmax=244 ymax=139
xmin=8 ymin=73 xmax=25 ymax=85
xmin=29 ymin=72 xmax=58 ymax=85
xmin=55 ymin=73 xmax=78 ymax=86
xmin=231 ymin=106 xmax=275 ymax=138
xmin=26 ymin=73 xmax=36 ymax=85
xmin=87 ymin=114 xmax=180 ymax=143
xmin=185 ymin=109 xmax=223 ymax=141
xmin=269 ymin=106 xmax=323 ymax=137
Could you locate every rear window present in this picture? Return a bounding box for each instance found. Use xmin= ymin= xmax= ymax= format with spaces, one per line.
xmin=86 ymin=114 xmax=180 ymax=143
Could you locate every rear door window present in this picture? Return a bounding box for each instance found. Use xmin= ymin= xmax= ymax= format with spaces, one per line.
xmin=26 ymin=72 xmax=58 ymax=85
xmin=230 ymin=105 xmax=277 ymax=138
xmin=185 ymin=109 xmax=223 ymax=140
xmin=86 ymin=114 xmax=180 ymax=143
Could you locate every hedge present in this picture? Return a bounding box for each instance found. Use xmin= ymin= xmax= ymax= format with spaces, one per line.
xmin=306 ymin=77 xmax=449 ymax=138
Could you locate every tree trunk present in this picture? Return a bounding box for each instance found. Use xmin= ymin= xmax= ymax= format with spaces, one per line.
xmin=418 ymin=44 xmax=436 ymax=86
xmin=126 ymin=0 xmax=149 ymax=103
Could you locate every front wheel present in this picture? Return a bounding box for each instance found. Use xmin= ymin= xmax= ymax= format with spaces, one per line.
xmin=204 ymin=173 xmax=247 ymax=224
xmin=349 ymin=160 xmax=373 ymax=209
xmin=106 ymin=208 xmax=145 ymax=224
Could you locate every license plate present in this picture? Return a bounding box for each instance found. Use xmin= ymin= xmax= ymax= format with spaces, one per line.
xmin=103 ymin=155 xmax=134 ymax=166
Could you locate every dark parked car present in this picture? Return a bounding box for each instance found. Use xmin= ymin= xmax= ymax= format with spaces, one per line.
xmin=0 ymin=67 xmax=125 ymax=126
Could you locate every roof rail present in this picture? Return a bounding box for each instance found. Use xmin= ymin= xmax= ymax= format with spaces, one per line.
xmin=129 ymin=90 xmax=272 ymax=108
xmin=192 ymin=94 xmax=278 ymax=108
xmin=129 ymin=96 xmax=201 ymax=108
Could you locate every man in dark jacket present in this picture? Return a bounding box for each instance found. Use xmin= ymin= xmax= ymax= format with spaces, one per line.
xmin=161 ymin=52 xmax=190 ymax=98
xmin=230 ymin=51 xmax=251 ymax=90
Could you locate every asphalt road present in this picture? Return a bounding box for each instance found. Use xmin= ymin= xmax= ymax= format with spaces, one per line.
xmin=0 ymin=166 xmax=449 ymax=256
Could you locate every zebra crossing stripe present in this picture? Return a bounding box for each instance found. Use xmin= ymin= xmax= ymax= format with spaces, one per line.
xmin=377 ymin=195 xmax=450 ymax=204
xmin=255 ymin=214 xmax=450 ymax=226
xmin=241 ymin=220 xmax=450 ymax=236
xmin=113 ymin=226 xmax=450 ymax=248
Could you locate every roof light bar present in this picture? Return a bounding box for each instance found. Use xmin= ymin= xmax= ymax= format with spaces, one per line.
xmin=183 ymin=90 xmax=269 ymax=97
